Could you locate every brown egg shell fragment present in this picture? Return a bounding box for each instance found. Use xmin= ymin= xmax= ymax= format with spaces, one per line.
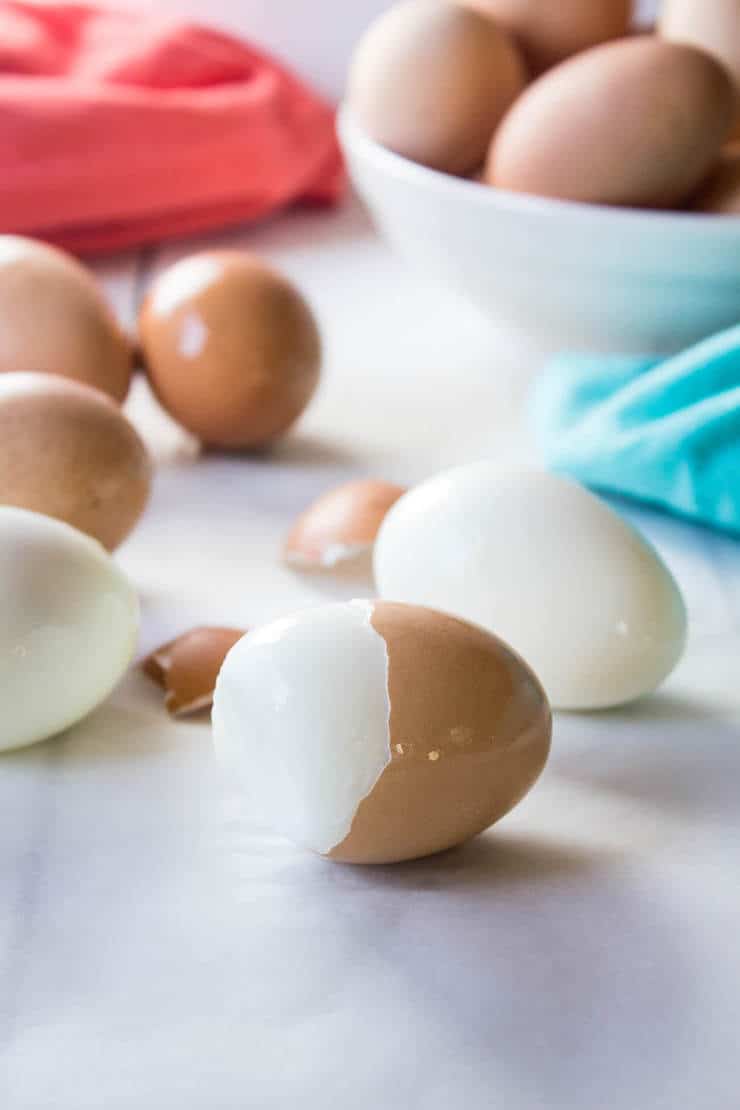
xmin=284 ymin=479 xmax=407 ymax=569
xmin=0 ymin=372 xmax=152 ymax=551
xmin=487 ymin=38 xmax=736 ymax=208
xmin=0 ymin=236 xmax=132 ymax=402
xmin=138 ymin=250 xmax=321 ymax=450
xmin=329 ymin=602 xmax=552 ymax=865
xmin=143 ymin=627 xmax=247 ymax=718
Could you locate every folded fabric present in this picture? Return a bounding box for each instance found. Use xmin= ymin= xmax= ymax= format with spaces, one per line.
xmin=532 ymin=325 xmax=740 ymax=536
xmin=0 ymin=2 xmax=344 ymax=254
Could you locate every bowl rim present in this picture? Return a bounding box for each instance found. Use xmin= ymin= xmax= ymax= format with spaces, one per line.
xmin=338 ymin=103 xmax=740 ymax=236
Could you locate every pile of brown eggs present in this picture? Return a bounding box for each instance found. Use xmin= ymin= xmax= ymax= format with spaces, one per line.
xmin=347 ymin=0 xmax=740 ymax=214
xmin=0 ymin=236 xmax=321 ymax=552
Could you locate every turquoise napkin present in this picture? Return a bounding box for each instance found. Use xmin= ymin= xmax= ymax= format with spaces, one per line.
xmin=532 ymin=325 xmax=740 ymax=537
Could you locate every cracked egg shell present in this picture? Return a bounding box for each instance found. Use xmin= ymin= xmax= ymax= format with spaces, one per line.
xmin=0 ymin=373 xmax=152 ymax=551
xmin=138 ymin=251 xmax=321 ymax=449
xmin=212 ymin=600 xmax=551 ymax=865
xmin=0 ymin=236 xmax=132 ymax=402
xmin=143 ymin=626 xmax=246 ymax=718
xmin=284 ymin=479 xmax=407 ymax=569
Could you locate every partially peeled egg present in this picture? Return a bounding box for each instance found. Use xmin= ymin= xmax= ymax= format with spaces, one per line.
xmin=212 ymin=600 xmax=551 ymax=864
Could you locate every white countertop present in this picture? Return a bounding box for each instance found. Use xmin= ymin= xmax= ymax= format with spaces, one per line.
xmin=2 ymin=195 xmax=739 ymax=1110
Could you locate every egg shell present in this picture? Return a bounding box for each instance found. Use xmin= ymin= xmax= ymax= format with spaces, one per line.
xmin=0 ymin=373 xmax=152 ymax=551
xmin=0 ymin=236 xmax=132 ymax=402
xmin=143 ymin=626 xmax=246 ymax=717
xmin=347 ymin=0 xmax=526 ymax=175
xmin=693 ymin=147 xmax=740 ymax=214
xmin=487 ymin=38 xmax=736 ymax=208
xmin=0 ymin=507 xmax=139 ymax=752
xmin=461 ymin=0 xmax=630 ymax=74
xmin=212 ymin=599 xmax=551 ymax=865
xmin=660 ymin=0 xmax=740 ymax=132
xmin=374 ymin=465 xmax=687 ymax=710
xmin=138 ymin=251 xmax=321 ymax=449
xmin=284 ymin=479 xmax=407 ymax=569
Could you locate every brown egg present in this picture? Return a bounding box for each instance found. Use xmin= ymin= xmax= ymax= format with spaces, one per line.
xmin=693 ymin=148 xmax=740 ymax=214
xmin=487 ymin=38 xmax=736 ymax=208
xmin=143 ymin=627 xmax=246 ymax=718
xmin=213 ymin=600 xmax=551 ymax=865
xmin=660 ymin=0 xmax=740 ymax=135
xmin=138 ymin=251 xmax=321 ymax=449
xmin=0 ymin=373 xmax=152 ymax=550
xmin=0 ymin=236 xmax=132 ymax=402
xmin=347 ymin=0 xmax=526 ymax=175
xmin=460 ymin=0 xmax=630 ymax=74
xmin=284 ymin=479 xmax=407 ymax=569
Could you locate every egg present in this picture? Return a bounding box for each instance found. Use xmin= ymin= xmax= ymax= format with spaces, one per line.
xmin=284 ymin=479 xmax=407 ymax=569
xmin=213 ymin=600 xmax=550 ymax=864
xmin=460 ymin=0 xmax=630 ymax=74
xmin=143 ymin=626 xmax=247 ymax=718
xmin=0 ymin=236 xmax=132 ymax=402
xmin=0 ymin=373 xmax=152 ymax=551
xmin=693 ymin=146 xmax=740 ymax=214
xmin=660 ymin=0 xmax=740 ymax=133
xmin=347 ymin=0 xmax=526 ymax=175
xmin=374 ymin=465 xmax=687 ymax=710
xmin=138 ymin=251 xmax=321 ymax=449
xmin=487 ymin=38 xmax=735 ymax=207
xmin=0 ymin=507 xmax=139 ymax=752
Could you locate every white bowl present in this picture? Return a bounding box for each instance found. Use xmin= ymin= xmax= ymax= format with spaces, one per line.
xmin=338 ymin=105 xmax=740 ymax=354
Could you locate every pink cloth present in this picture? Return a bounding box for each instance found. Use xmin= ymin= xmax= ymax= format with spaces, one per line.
xmin=0 ymin=3 xmax=344 ymax=253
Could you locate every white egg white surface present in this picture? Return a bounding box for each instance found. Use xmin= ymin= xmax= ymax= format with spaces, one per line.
xmin=374 ymin=465 xmax=687 ymax=710
xmin=0 ymin=507 xmax=139 ymax=752
xmin=212 ymin=600 xmax=391 ymax=854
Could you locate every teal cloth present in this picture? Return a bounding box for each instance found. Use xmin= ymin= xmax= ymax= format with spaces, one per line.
xmin=532 ymin=325 xmax=740 ymax=536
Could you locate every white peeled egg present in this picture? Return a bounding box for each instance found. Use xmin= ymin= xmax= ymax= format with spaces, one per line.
xmin=213 ymin=601 xmax=391 ymax=855
xmin=0 ymin=507 xmax=139 ymax=752
xmin=374 ymin=465 xmax=687 ymax=710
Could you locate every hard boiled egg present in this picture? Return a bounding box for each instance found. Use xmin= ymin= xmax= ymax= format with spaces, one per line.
xmin=487 ymin=38 xmax=735 ymax=207
xmin=0 ymin=508 xmax=139 ymax=752
xmin=374 ymin=465 xmax=687 ymax=710
xmin=213 ymin=600 xmax=550 ymax=864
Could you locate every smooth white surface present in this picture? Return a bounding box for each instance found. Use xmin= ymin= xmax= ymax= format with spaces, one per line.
xmin=213 ymin=601 xmax=391 ymax=854
xmin=375 ymin=465 xmax=687 ymax=709
xmin=1 ymin=196 xmax=739 ymax=1109
xmin=339 ymin=106 xmax=740 ymax=354
xmin=0 ymin=508 xmax=139 ymax=752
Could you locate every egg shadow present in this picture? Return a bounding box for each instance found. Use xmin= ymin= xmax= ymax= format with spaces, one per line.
xmin=217 ymin=817 xmax=698 ymax=1109
xmin=551 ymin=690 xmax=740 ymax=823
xmin=327 ymin=831 xmax=695 ymax=1108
